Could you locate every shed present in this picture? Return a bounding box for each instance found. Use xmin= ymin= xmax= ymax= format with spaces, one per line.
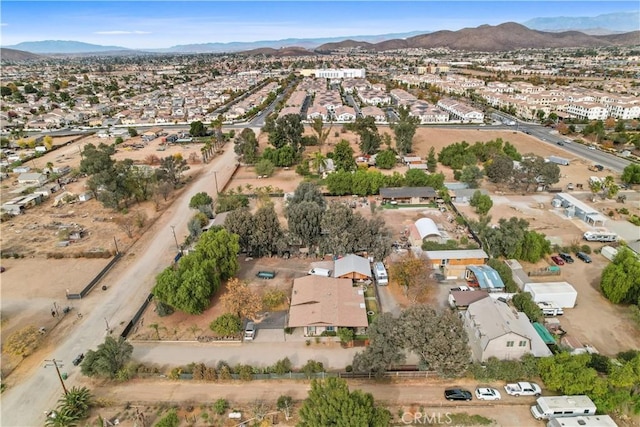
xmin=600 ymin=245 xmax=618 ymax=261
xmin=414 ymin=218 xmax=442 ymax=239
xmin=334 ymin=254 xmax=371 ymax=281
xmin=532 ymin=322 xmax=556 ymax=345
xmin=523 ymin=282 xmax=577 ymax=308
xmin=465 ymin=265 xmax=505 ymax=292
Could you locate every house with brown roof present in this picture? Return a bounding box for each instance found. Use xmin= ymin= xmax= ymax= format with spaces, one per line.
xmin=287 ymin=276 xmax=368 ymax=336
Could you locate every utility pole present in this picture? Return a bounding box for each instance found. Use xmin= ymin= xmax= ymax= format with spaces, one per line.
xmin=213 ymin=171 xmax=219 ymax=195
xmin=104 ymin=317 xmax=110 ymax=333
xmin=44 ymin=359 xmax=68 ymax=395
xmin=170 ymin=225 xmax=180 ymax=252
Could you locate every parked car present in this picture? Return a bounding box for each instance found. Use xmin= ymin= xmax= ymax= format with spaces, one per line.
xmin=551 ymin=255 xmax=565 ymax=266
xmin=559 ymin=253 xmax=574 ymax=263
xmin=444 ymin=388 xmax=473 ymax=401
xmin=576 ymin=252 xmax=592 ymax=263
xmin=72 ymin=353 xmax=84 ymax=366
xmin=504 ymin=382 xmax=542 ymax=397
xmin=475 ymin=387 xmax=502 ymax=401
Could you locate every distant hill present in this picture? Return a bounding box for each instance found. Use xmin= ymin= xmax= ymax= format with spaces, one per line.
xmin=164 ymin=31 xmax=426 ymax=53
xmin=0 ymin=48 xmax=43 ymax=62
xmin=4 ymin=40 xmax=129 ymax=54
xmin=314 ymin=39 xmax=375 ymax=52
xmin=523 ymin=11 xmax=640 ymax=33
xmin=237 ymin=46 xmax=316 ymax=57
xmin=316 ymin=22 xmax=640 ymax=52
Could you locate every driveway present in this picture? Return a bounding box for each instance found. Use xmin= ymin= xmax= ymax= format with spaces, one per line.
xmin=377 ymin=285 xmax=401 ymax=317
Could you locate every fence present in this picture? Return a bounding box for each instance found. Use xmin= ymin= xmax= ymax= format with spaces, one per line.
xmin=66 ymin=252 xmax=123 ymax=299
xmin=120 ymin=293 xmax=153 ymax=339
xmin=447 ymin=201 xmax=483 ymax=248
xmin=161 ymin=370 xmax=437 ymax=381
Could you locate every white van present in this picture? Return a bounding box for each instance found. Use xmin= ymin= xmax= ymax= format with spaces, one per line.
xmin=531 ymin=395 xmax=596 ymax=420
xmin=308 ymin=268 xmax=332 ymax=277
xmin=372 ymin=262 xmax=388 ymax=285
xmin=244 ymin=322 xmax=256 ymax=341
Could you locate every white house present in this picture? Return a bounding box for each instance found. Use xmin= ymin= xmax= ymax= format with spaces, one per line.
xmin=333 ymin=106 xmax=356 ymax=122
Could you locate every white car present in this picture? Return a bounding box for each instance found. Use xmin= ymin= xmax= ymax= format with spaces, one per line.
xmin=475 ymin=387 xmax=502 ymax=401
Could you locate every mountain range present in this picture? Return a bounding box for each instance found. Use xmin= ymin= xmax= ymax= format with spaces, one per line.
xmin=523 ymin=11 xmax=639 ymax=33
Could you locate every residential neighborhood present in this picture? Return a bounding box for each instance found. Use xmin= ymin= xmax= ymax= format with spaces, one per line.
xmin=1 ymin=6 xmax=640 ymax=427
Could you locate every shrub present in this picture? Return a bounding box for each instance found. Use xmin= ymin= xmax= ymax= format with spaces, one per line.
xmin=580 ymin=245 xmax=591 ymax=254
xmin=337 ymin=328 xmax=354 ymax=343
xmin=271 ymin=357 xmax=292 ymax=375
xmin=301 ymin=360 xmax=324 ymax=378
xmin=213 ymin=398 xmax=229 ymax=415
xmin=155 ymin=410 xmax=179 ymax=427
xmin=255 ymin=159 xmax=275 ymax=177
xmin=209 ymin=313 xmax=242 ymax=336
xmin=469 ymin=355 xmax=539 ymax=382
xmin=262 ymin=289 xmax=286 ymax=310
xmin=236 ymin=364 xmax=254 ymax=381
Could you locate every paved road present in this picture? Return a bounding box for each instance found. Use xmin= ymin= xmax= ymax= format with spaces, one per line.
xmin=0 ymin=141 xmax=240 ymax=426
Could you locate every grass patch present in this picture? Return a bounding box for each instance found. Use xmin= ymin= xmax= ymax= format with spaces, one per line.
xmin=447 ymin=413 xmax=494 ymax=426
xmin=364 ymin=286 xmax=376 ymax=298
xmin=365 ymin=299 xmax=379 ymax=313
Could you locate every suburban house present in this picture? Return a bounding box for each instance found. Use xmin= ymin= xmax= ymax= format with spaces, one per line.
xmin=463 ymin=297 xmax=553 ymax=362
xmin=424 ymin=249 xmax=489 ymax=278
xmin=465 ymin=265 xmax=506 ymax=292
xmin=379 ymin=187 xmax=437 ymax=205
xmin=334 ymin=254 xmax=372 ymax=281
xmin=448 ymin=289 xmax=490 ymax=310
xmin=287 ymin=276 xmax=368 ymax=336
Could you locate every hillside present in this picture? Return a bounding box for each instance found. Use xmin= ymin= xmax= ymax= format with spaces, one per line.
xmin=0 ymin=48 xmax=43 ymax=62
xmin=316 ymin=22 xmax=640 ymax=52
xmin=238 ymin=46 xmax=316 ymax=57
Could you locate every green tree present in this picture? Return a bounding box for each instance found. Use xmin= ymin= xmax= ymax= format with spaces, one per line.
xmin=353 ymin=116 xmax=382 ymax=155
xmin=251 ymin=204 xmax=283 ymax=257
xmin=289 ymin=182 xmax=326 ymax=208
xmin=157 ymin=154 xmax=190 ymax=188
xmin=255 ymin=158 xmax=275 ymax=177
xmin=538 ymin=353 xmax=606 ymax=398
xmin=215 ymin=192 xmax=249 ymax=214
xmin=309 ymin=151 xmax=328 ymax=175
xmin=326 ymin=170 xmax=353 ymax=195
xmin=512 ymin=292 xmax=543 ymax=323
xmin=333 ymin=139 xmax=356 ymax=172
xmin=391 ymin=105 xmax=420 ymax=155
xmin=484 ymin=154 xmax=514 ymax=185
xmin=155 ymin=409 xmax=180 ymax=427
xmin=401 ymin=306 xmax=470 ymax=376
xmin=622 ymin=164 xmax=640 ymax=185
xmin=268 ymin=113 xmax=303 ymax=152
xmin=189 ymin=120 xmax=207 ymax=137
xmin=460 ymin=165 xmax=484 ymax=188
xmin=56 ymin=386 xmax=93 ymax=420
xmin=127 ymin=127 xmax=138 ymax=137
xmin=286 ymin=201 xmax=323 ymax=249
xmin=374 ymin=149 xmax=396 ymax=169
xmin=189 ymin=192 xmax=213 ymax=210
xmin=299 ymin=378 xmax=391 ymax=427
xmin=80 ymin=336 xmax=133 ymax=379
xmin=426 ymin=147 xmax=437 ymax=173
xmin=209 ymin=313 xmax=242 ymax=335
xmin=223 ymin=207 xmax=254 ymax=253
xmin=234 ymin=128 xmax=259 ymax=164
xmin=311 ymin=116 xmax=331 ymax=149
xmin=469 ymin=190 xmax=493 ymax=215
xmin=601 ymin=247 xmax=640 ymax=304
xmin=277 ymin=395 xmax=294 ymax=420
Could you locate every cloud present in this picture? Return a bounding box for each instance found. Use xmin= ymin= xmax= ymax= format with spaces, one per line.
xmin=94 ymin=30 xmax=151 ymax=35
xmin=0 ymin=23 xmax=8 ymax=27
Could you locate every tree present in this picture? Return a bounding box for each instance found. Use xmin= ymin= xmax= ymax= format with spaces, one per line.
xmin=224 ymin=207 xmax=254 ymax=253
xmin=622 ymin=164 xmax=640 ymax=185
xmin=601 ymin=247 xmax=640 ymax=304
xmin=353 ymin=117 xmax=382 ymax=155
xmin=374 ymin=149 xmax=396 ymax=169
xmin=57 ymin=386 xmax=93 ymax=420
xmin=320 ymin=202 xmax=356 ymax=256
xmin=221 ymin=278 xmax=262 ymax=320
xmin=289 ymin=182 xmax=326 ymax=208
xmin=512 ymin=292 xmax=543 ymax=323
xmin=127 ymin=127 xmax=138 ymax=137
xmin=268 ymin=113 xmax=303 ymax=152
xmin=352 ymin=314 xmax=406 ymax=375
xmin=157 ymin=154 xmax=190 ymax=188
xmin=255 ymin=158 xmax=275 ymax=177
xmin=155 ymin=409 xmax=180 ymax=427
xmin=460 ymin=165 xmax=484 ymax=188
xmin=538 ymin=353 xmax=604 ymax=397
xmin=80 ymin=336 xmax=133 ymax=379
xmin=251 ymin=204 xmax=283 ymax=257
xmin=311 ymin=116 xmax=331 ymax=149
xmin=392 ymin=105 xmax=420 ymax=155
xmin=389 ymin=253 xmax=432 ymax=300
xmin=332 ymin=139 xmax=356 ymax=172
xmin=484 ymin=154 xmax=514 ymax=185
xmin=234 ymin=128 xmax=259 ymax=164
xmin=401 ymin=306 xmax=470 ymax=376
xmin=469 ymin=190 xmax=493 ymax=215
xmin=298 ymin=378 xmax=391 ymax=427
xmin=4 ymin=325 xmax=41 ymax=357
xmin=189 ymin=192 xmax=213 ymax=210
xmin=426 ymin=147 xmax=437 ymax=173
xmin=286 ymin=201 xmax=323 ymax=249
xmin=215 ymin=192 xmax=249 ymax=214
xmin=209 ymin=313 xmax=242 ymax=336
xmin=309 ymin=151 xmax=327 ymax=175
xmin=189 ymin=120 xmax=207 ymax=137
xmin=326 ymin=170 xmax=353 ymax=195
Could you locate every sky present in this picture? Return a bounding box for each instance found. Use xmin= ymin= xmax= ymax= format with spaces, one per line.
xmin=1 ymin=1 xmax=638 ymax=49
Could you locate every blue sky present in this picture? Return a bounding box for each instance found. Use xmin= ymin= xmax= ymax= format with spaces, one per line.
xmin=1 ymin=1 xmax=637 ymax=49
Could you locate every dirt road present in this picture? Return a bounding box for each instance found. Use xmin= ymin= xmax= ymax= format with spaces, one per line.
xmin=0 ymin=139 xmax=240 ymax=427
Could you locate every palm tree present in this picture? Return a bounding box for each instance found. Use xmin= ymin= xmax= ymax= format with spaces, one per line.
xmin=311 ymin=117 xmax=331 ymax=151
xmin=57 ymin=386 xmax=93 ymax=419
xmin=45 ymin=407 xmax=79 ymax=427
xmin=310 ymin=151 xmax=328 ymax=175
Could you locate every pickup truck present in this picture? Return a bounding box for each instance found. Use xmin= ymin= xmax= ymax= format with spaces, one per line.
xmin=504 ymin=382 xmax=542 ymax=396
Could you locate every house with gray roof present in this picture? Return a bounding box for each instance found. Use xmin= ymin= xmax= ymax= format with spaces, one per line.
xmin=463 ymin=297 xmax=553 ymax=362
xmin=465 ymin=265 xmax=505 ymax=292
xmin=379 ymin=187 xmax=437 ymax=205
xmin=334 ymin=254 xmax=372 ymax=281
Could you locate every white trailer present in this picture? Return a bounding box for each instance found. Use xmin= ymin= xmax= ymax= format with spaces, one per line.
xmin=531 ymin=395 xmax=596 ymax=420
xmin=583 ymin=231 xmax=618 ymax=242
xmin=523 ymin=282 xmax=577 ymax=308
xmin=372 ymin=261 xmax=388 ymax=285
xmin=548 ymin=156 xmax=570 ymax=166
xmin=546 ymin=415 xmax=618 ymax=427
